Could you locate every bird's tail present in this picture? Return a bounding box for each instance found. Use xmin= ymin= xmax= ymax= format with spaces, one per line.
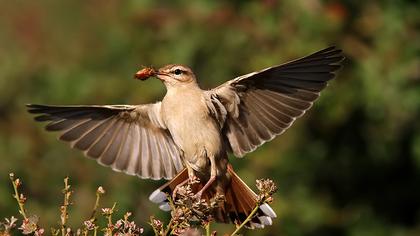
xmin=149 ymin=165 xmax=276 ymax=228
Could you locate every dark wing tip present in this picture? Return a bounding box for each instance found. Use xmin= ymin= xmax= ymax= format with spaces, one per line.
xmin=312 ymin=45 xmax=342 ymax=54
xmin=26 ymin=104 xmax=51 ymax=122
xmin=26 ymin=104 xmax=46 ymax=114
xmin=26 ymin=104 xmax=46 ymax=108
xmin=310 ymin=46 xmax=345 ymax=73
xmin=317 ymin=45 xmax=338 ymax=53
xmin=319 ymin=46 xmax=345 ymax=62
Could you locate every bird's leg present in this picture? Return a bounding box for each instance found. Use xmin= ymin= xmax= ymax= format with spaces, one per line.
xmin=194 ymin=155 xmax=217 ymax=199
xmin=195 ymin=175 xmax=216 ymax=200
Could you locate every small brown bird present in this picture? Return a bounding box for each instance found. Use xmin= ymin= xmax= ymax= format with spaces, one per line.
xmin=27 ymin=47 xmax=343 ymax=228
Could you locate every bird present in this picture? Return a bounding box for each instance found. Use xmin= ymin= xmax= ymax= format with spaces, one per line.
xmin=27 ymin=46 xmax=344 ymax=228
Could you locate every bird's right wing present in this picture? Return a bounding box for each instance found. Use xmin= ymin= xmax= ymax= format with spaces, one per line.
xmin=206 ymin=46 xmax=344 ymax=157
xmin=27 ymin=103 xmax=184 ymax=180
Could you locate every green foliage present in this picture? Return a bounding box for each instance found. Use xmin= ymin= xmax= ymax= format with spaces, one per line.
xmin=0 ymin=1 xmax=419 ymax=235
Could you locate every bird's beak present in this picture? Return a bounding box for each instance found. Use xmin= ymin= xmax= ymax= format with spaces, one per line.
xmin=133 ymin=67 xmax=171 ymax=82
xmin=155 ymin=71 xmax=171 ymax=82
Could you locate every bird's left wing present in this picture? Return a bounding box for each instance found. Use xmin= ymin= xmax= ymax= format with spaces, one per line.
xmin=27 ymin=103 xmax=184 ymax=180
xmin=205 ymin=46 xmax=344 ymax=157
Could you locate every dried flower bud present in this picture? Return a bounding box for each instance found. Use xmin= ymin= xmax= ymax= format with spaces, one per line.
xmin=101 ymin=208 xmax=114 ymax=216
xmin=97 ymin=186 xmax=105 ymax=194
xmin=113 ymin=212 xmax=143 ymax=235
xmin=34 ymin=228 xmax=45 ymax=236
xmin=19 ymin=194 xmax=26 ymax=203
xmin=15 ymin=179 xmax=22 ymax=188
xmin=83 ymin=219 xmax=96 ymax=231
xmin=19 ymin=215 xmax=39 ymax=235
xmin=123 ymin=212 xmax=132 ymax=220
xmin=114 ymin=219 xmax=123 ymax=229
xmin=2 ymin=216 xmax=18 ymax=231
xmin=150 ymin=217 xmax=163 ymax=232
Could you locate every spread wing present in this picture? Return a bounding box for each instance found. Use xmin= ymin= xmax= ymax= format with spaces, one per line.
xmin=27 ymin=103 xmax=184 ymax=180
xmin=206 ymin=46 xmax=344 ymax=157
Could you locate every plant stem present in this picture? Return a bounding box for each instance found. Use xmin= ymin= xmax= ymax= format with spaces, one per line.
xmin=90 ymin=187 xmax=104 ymax=220
xmin=61 ymin=177 xmax=71 ymax=236
xmin=163 ymin=195 xmax=175 ymax=236
xmin=230 ymin=203 xmax=260 ymax=236
xmin=206 ymin=222 xmax=211 ymax=236
xmin=164 ymin=217 xmax=174 ymax=236
xmin=9 ymin=173 xmax=27 ymax=219
xmin=104 ymin=202 xmax=117 ymax=235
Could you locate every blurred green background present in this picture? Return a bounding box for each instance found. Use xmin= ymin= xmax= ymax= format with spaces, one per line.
xmin=1 ymin=0 xmax=419 ymax=235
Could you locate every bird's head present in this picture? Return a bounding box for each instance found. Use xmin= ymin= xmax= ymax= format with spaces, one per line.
xmin=134 ymin=64 xmax=197 ymax=88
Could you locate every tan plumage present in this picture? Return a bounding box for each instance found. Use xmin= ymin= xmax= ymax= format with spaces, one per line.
xmin=27 ymin=46 xmax=344 ymax=228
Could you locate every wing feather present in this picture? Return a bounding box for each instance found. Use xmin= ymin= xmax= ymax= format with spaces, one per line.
xmin=73 ymin=117 xmax=114 ymax=150
xmin=27 ymin=103 xmax=183 ymax=179
xmin=111 ymin=122 xmax=131 ymax=171
xmin=206 ymin=46 xmax=344 ymax=157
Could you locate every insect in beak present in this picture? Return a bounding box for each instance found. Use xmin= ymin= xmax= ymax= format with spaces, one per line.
xmin=134 ymin=67 xmax=156 ymax=81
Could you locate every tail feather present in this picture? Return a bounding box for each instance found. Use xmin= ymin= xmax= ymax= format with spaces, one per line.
xmin=148 ymin=166 xmax=276 ymax=229
xmin=149 ymin=168 xmax=189 ymax=211
xmin=223 ymin=165 xmax=276 ymax=228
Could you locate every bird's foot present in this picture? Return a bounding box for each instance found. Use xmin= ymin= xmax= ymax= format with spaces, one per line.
xmin=193 ymin=176 xmax=216 ymax=200
xmin=189 ymin=176 xmax=200 ymax=185
xmin=172 ymin=178 xmax=190 ymax=200
xmin=172 ymin=176 xmax=201 ymax=200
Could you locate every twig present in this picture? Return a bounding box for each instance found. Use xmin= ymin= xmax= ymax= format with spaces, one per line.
xmin=102 ymin=202 xmax=117 ymax=235
xmin=230 ymin=178 xmax=278 ymax=236
xmin=60 ymin=177 xmax=72 ymax=236
xmin=81 ymin=186 xmax=105 ymax=236
xmin=230 ymin=204 xmax=260 ymax=236
xmin=149 ymin=216 xmax=163 ymax=236
xmin=164 ymin=218 xmax=174 ymax=236
xmin=90 ymin=186 xmax=105 ymax=219
xmin=9 ymin=173 xmax=27 ymax=220
xmin=205 ymin=222 xmax=211 ymax=236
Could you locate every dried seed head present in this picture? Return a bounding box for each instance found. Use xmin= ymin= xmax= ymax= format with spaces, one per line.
xmin=19 ymin=215 xmax=39 ymax=234
xmin=256 ymin=179 xmax=278 ymax=202
xmin=83 ymin=220 xmax=96 ymax=231
xmin=150 ymin=217 xmax=163 ymax=232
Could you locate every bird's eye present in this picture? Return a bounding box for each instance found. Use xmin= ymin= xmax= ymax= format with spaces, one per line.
xmin=173 ymin=69 xmax=182 ymax=75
